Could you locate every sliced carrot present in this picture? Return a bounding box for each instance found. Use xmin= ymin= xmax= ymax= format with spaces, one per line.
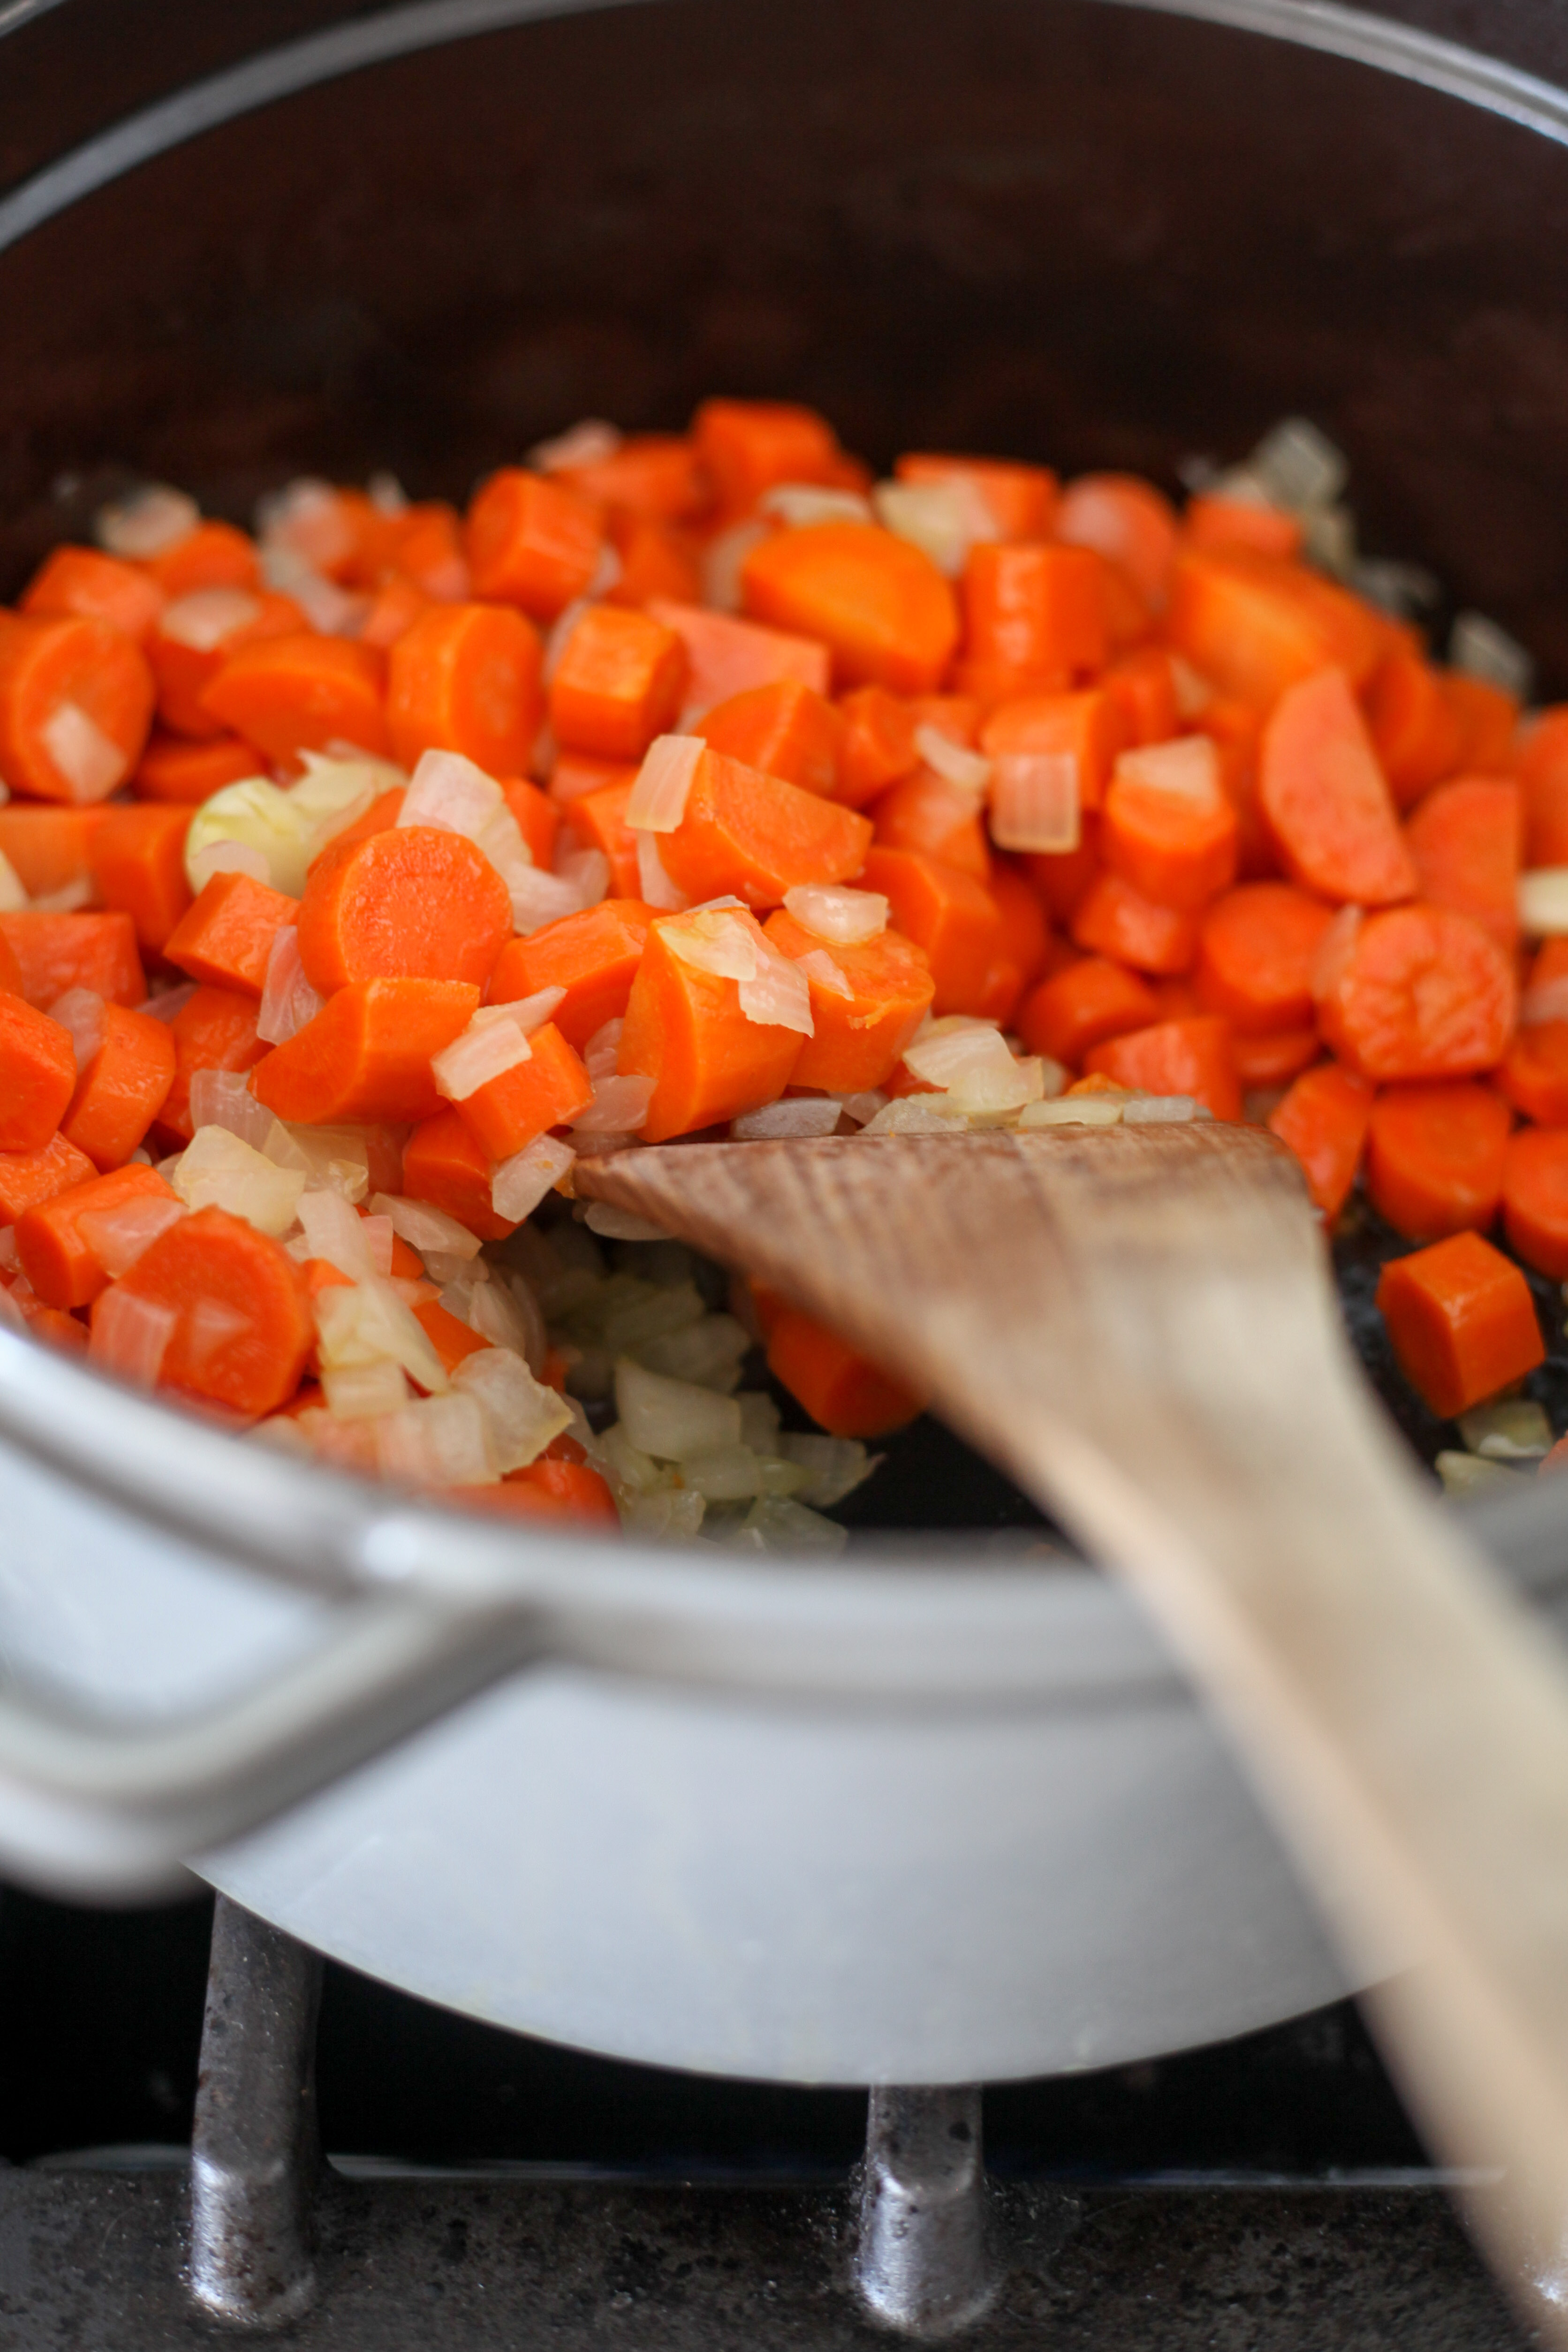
xmin=1184 ymin=492 xmax=1302 ymax=561
xmin=1195 ymin=881 xmax=1333 ymax=1032
xmin=1101 ymin=648 xmax=1179 ymax=749
xmin=0 ymin=805 xmax=109 ymax=900
xmin=1015 ymin=956 xmax=1158 ymax=1067
xmin=1232 ymin=1027 xmax=1319 ymax=1087
xmin=1403 ymin=774 xmax=1520 ymax=954
xmin=401 ymin=1108 xmax=517 ymax=1242
xmin=1517 ymin=706 xmax=1568 ymax=866
xmin=1101 ymin=764 xmax=1238 ymax=913
xmin=1167 ymin=547 xmax=1386 ymax=708
xmin=17 ymin=1162 xmax=180 ymax=1310
xmin=604 ymin=515 xmax=704 ymax=610
xmin=1195 ymin=695 xmax=1275 ymax=879
xmin=1375 ymin=1230 xmax=1542 ymax=1418
xmin=696 ymin=678 xmax=845 ymax=799
xmin=741 ymin=524 xmax=958 ymax=697
xmin=0 ymin=1129 xmax=96 ymax=1227
xmin=488 ymin=899 xmax=656 ymax=1048
xmin=906 ymin=696 xmax=982 ymax=748
xmin=0 ymin=613 xmax=154 ymax=803
xmin=87 ymin=804 xmax=193 ymax=953
xmin=1267 ymin=1061 xmax=1373 ymax=1219
xmin=141 ymin=519 xmax=258 ymax=598
xmin=452 ymin=1020 xmax=593 ymax=1161
xmin=464 ymin=469 xmax=605 ymax=618
xmin=871 ymin=772 xmax=991 ymax=883
xmin=1368 ymin=647 xmax=1462 ymax=810
xmin=203 ymin=633 xmax=391 ymax=764
xmin=359 ymin=572 xmax=433 ymax=651
xmin=132 ymin=732 xmax=260 ymax=804
xmin=1501 ymin=1128 xmax=1568 ymax=1278
xmin=646 ymin=598 xmax=830 ymax=715
xmin=548 ymin=604 xmax=687 ymax=760
xmin=94 ymin=1206 xmax=311 ymax=1419
xmin=1318 ymin=904 xmax=1515 ymax=1082
xmin=498 ymin=775 xmax=557 ymax=871
xmin=263 ymin=484 xmax=394 ymax=586
xmin=412 ymin=1295 xmax=492 ymax=1376
xmin=250 ymin=978 xmax=480 ymax=1126
xmin=1148 ymin=976 xmax=1200 ymax=1022
xmin=561 ymin=779 xmax=642 ymax=899
xmin=549 ymin=750 xmax=639 ymax=809
xmin=960 ymin=544 xmax=1106 ymax=692
xmin=1085 ymin=1014 xmax=1241 ymax=1120
xmin=0 ymin=993 xmax=76 ymax=1150
xmin=21 ymin=545 xmax=164 ymax=645
xmin=617 ymin=909 xmax=805 ymax=1140
xmin=763 ymin=908 xmax=934 ymax=1091
xmin=1258 ymin=667 xmax=1415 ymax=905
xmin=1441 ymin=673 xmax=1518 ymax=771
xmin=1070 ymin=870 xmax=1198 ymax=975
xmin=894 ymin=452 xmax=1058 ymax=541
xmin=488 ymin=1457 xmax=620 ymax=1525
xmin=693 ymin=398 xmax=842 ymax=519
xmin=859 ymin=846 xmax=1002 ymax=1017
xmin=157 ymin=985 xmax=267 ymax=1145
xmin=835 ymin=685 xmax=920 ymax=808
xmin=1500 ymin=1024 xmax=1568 ymax=1127
xmin=0 ymin=923 xmax=30 ymax=1000
xmin=297 ymin=826 xmax=512 ymax=994
xmin=20 ymin=1299 xmax=89 ymax=1353
xmin=1024 ymin=822 xmax=1101 ymax=923
xmin=979 ymin=688 xmax=1125 ymax=818
xmin=165 ymin=870 xmax=296 ymax=996
xmin=1055 ymin=474 xmax=1181 ymax=611
xmin=978 ymin=862 xmax=1052 ymax=1024
xmin=660 ymin=745 xmax=873 ymax=909
xmin=147 ymin=587 xmax=304 ymax=739
xmin=765 ymin=1306 xmax=924 ymax=1439
xmin=385 ymin=603 xmax=541 ymax=775
xmin=1366 ymin=1083 xmax=1512 ymax=1239
xmin=554 ymin=433 xmax=709 ymax=525
xmin=0 ymin=910 xmax=144 ymax=1009
xmin=59 ymin=1002 xmax=176 ymax=1170
xmin=378 ymin=502 xmax=469 ymax=601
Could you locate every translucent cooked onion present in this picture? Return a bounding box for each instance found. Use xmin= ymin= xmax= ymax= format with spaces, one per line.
xmin=1522 ymin=978 xmax=1568 ymax=1025
xmin=314 ymin=1276 xmax=449 ymax=1394
xmin=1123 ymin=1093 xmax=1207 ymax=1123
xmin=376 ymin=1391 xmax=494 ymax=1487
xmin=583 ymin=1202 xmax=669 ymax=1242
xmin=272 ymin=1121 xmax=370 ymax=1203
xmin=859 ymin=1096 xmax=965 ymax=1134
xmin=32 ymin=874 xmax=94 ymax=913
xmin=510 ymin=864 xmax=595 ymax=933
xmin=491 ymin=1133 xmax=575 ymax=1222
xmin=96 ymin=484 xmax=198 ymax=560
xmin=88 ymin=1287 xmax=178 ymax=1385
xmin=1249 ymin=415 xmax=1348 ymax=512
xmin=256 ymin=476 xmax=358 ymax=570
xmin=572 ymin=1073 xmax=654 ymax=1134
xmin=664 ymin=909 xmax=759 ymax=981
xmin=636 ymin=1313 xmax=750 ymax=1391
xmin=187 ymin=1066 xmax=273 ymax=1147
xmin=949 ymin=1056 xmax=1045 ymax=1120
xmin=1114 ymin=736 xmax=1220 ymax=804
xmin=738 ymin=935 xmax=814 ymax=1034
xmin=614 ymin=1356 xmax=742 ymax=1458
xmin=139 ymin=980 xmax=197 ymax=1027
xmin=730 ymin=1097 xmax=842 ymax=1140
xmin=1519 ymin=870 xmax=1568 ymax=937
xmin=323 ymin=1359 xmax=411 ymax=1420
xmin=990 ymin=751 xmax=1081 ymax=853
xmin=1018 ymin=1094 xmax=1124 ymax=1127
xmin=358 ymin=1214 xmax=395 ymax=1276
xmin=760 ymin=483 xmax=873 ymax=528
xmin=399 ymin=749 xmax=502 ymax=838
xmin=530 ymin=417 xmax=621 ymax=471
xmin=871 ymin=480 xmax=995 ymax=578
xmin=41 ymin=701 xmax=127 ymax=802
xmin=626 ymin=735 xmax=704 ymax=833
xmin=0 ymin=851 xmax=25 ymax=914
xmin=835 ymin=1088 xmax=887 ymax=1126
xmin=296 ymin=1187 xmax=378 ymax=1279
xmin=432 ymin=1009 xmax=533 ymax=1103
xmin=1311 ymin=904 xmax=1363 ymax=1000
xmin=700 ymin=522 xmax=768 ymax=618
xmin=260 ymin=545 xmax=369 ymax=636
xmin=679 ymin=1443 xmax=806 ymax=1502
xmin=796 ymin=948 xmax=853 ymax=1001
xmin=635 ymin=831 xmax=689 ymax=911
xmin=554 ymin=844 xmax=611 ymax=908
xmin=914 ymin=723 xmax=992 ymax=796
xmin=159 ymin=587 xmax=262 ymax=651
xmin=775 ymin=1431 xmax=876 ymax=1508
xmin=466 ymin=1270 xmax=546 ymax=1369
xmin=1457 ymin=1396 xmax=1553 ymax=1460
xmin=1451 ymin=610 xmax=1534 ymax=700
xmin=172 ymin=1126 xmax=308 ymax=1236
xmin=49 ymin=986 xmax=106 ymax=1072
xmin=76 ymin=1191 xmax=186 ymax=1278
xmin=288 ymin=750 xmax=396 ymax=842
xmin=583 ymin=1018 xmax=624 ymax=1079
xmin=782 ymin=883 xmax=888 ymax=944
xmin=186 ymin=778 xmax=313 ymax=898
xmin=493 ymin=986 xmax=567 ymax=1036
xmin=542 ymin=600 xmax=590 ymax=689
xmin=452 ymin=1345 xmax=572 ymax=1471
xmin=725 ymin=1495 xmax=847 ymax=1554
xmin=370 ymin=1193 xmax=482 ymax=1260
xmin=902 ymin=1019 xmax=1014 ymax=1090
xmin=258 ymin=926 xmax=326 ymax=1046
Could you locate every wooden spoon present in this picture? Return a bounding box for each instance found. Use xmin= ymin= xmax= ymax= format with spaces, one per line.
xmin=578 ymin=1121 xmax=1568 ymax=2326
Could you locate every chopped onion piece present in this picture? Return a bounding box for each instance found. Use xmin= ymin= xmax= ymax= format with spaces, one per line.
xmin=49 ymin=986 xmax=105 ymax=1071
xmin=1520 ymin=871 xmax=1568 ymax=937
xmin=858 ymin=1097 xmax=965 ymax=1134
xmin=701 ymin=521 xmax=768 ymax=615
xmin=314 ymin=1275 xmax=449 ymax=1393
xmin=258 ymin=925 xmax=326 ymax=1046
xmin=836 ymin=1089 xmax=887 ymax=1126
xmin=555 ymin=842 xmax=610 ymax=904
xmin=950 ymin=1056 xmax=1045 ymax=1121
xmin=871 ymin=480 xmax=995 ymax=577
xmin=89 ymin=1287 xmax=178 ymax=1386
xmin=288 ymin=750 xmax=395 ymax=842
xmin=432 ymin=1009 xmax=533 ymax=1103
xmin=681 ymin=1444 xmax=806 ymax=1502
xmin=324 ymin=1359 xmax=410 ymax=1420
xmin=1523 ymin=978 xmax=1568 ymax=1025
xmin=635 ymin=831 xmax=689 ymax=912
xmin=903 ymin=1019 xmax=1014 ymax=1090
xmin=256 ymin=476 xmax=357 ymax=570
xmin=1311 ymin=904 xmax=1363 ymax=998
xmin=572 ymin=1073 xmax=655 ymax=1134
xmin=137 ymin=982 xmax=198 ymax=1029
xmin=377 ymin=1391 xmax=494 ymax=1487
xmin=504 ymin=863 xmax=587 ymax=933
xmin=492 ymin=1133 xmax=575 ymax=1222
xmin=1451 ymin=609 xmax=1534 ymax=701
xmin=990 ymin=751 xmax=1081 ymax=852
xmin=583 ymin=1018 xmax=624 ymax=1079
xmin=296 ymin=1188 xmax=378 ymax=1280
xmin=370 ymin=1193 xmax=482 ymax=1260
xmin=730 ymin=1097 xmax=842 ymax=1140
xmin=42 ymin=701 xmax=126 ymax=802
xmin=727 ymin=1495 xmax=847 ymax=1554
xmin=190 ymin=840 xmax=272 ymax=891
xmin=359 ymin=1214 xmax=395 ymax=1276
xmin=184 ymin=1068 xmax=271 ymax=1147
xmin=0 ymin=850 xmax=27 ymax=913
xmin=1123 ymin=1093 xmax=1207 ymax=1123
xmin=186 ymin=778 xmax=314 ymax=897
xmin=626 ymin=735 xmax=704 ymax=833
xmin=465 ymin=1271 xmax=543 ymax=1366
xmin=621 ymin=1486 xmax=707 ymax=1540
xmin=159 ymin=587 xmax=262 ymax=651
xmin=1018 ymin=1094 xmax=1124 ymax=1128
xmin=583 ymin=1202 xmax=668 ymax=1242
xmin=1436 ymin=1449 xmax=1523 ymax=1497
xmin=33 ymin=875 xmax=94 ymax=913
xmin=796 ymin=948 xmax=854 ymax=1001
xmin=542 ymin=599 xmax=590 ymax=688
xmin=530 ymin=417 xmax=621 ymax=471
xmin=399 ymin=748 xmax=502 ymax=839
xmin=1458 ymin=1396 xmax=1553 ymax=1460
xmin=76 ymin=1191 xmax=186 ymax=1278
xmin=173 ymin=1127 xmax=308 ymax=1236
xmin=261 ymin=544 xmax=369 ymax=635
xmin=96 ymin=484 xmax=198 ymax=560
xmin=452 ymin=1345 xmax=571 ymax=1471
xmin=368 ymin=472 xmax=407 ymax=516
xmin=494 ymin=986 xmax=568 ymax=1036
xmin=760 ymin=483 xmax=873 ymax=528
xmin=783 ymin=883 xmax=887 ymax=943
xmin=615 ymin=1357 xmax=742 ymax=1459
xmin=914 ymin=723 xmax=991 ymax=795
xmin=1169 ymin=657 xmax=1213 ymax=718
xmin=272 ymin=1121 xmax=370 ymax=1203
xmin=738 ymin=935 xmax=814 ymax=1033
xmin=775 ymin=1431 xmax=877 ymax=1508
xmin=663 ymin=909 xmax=760 ymax=981
xmin=1249 ymin=415 xmax=1348 ymax=512
xmin=1114 ymin=735 xmax=1220 ymax=804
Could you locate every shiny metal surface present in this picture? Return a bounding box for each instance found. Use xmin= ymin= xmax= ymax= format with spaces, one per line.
xmin=853 ymin=2087 xmax=998 ymax=2337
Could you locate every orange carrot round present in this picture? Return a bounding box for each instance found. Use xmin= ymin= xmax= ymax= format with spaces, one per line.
xmin=94 ymin=1206 xmax=311 ymax=1418
xmin=1502 ymin=1127 xmax=1568 ymax=1277
xmin=1055 ymin=474 xmax=1180 ymax=610
xmin=1196 ymin=882 xmax=1333 ymax=1032
xmin=1366 ymin=1083 xmax=1512 ymax=1239
xmin=1317 ymin=904 xmax=1515 ymax=1082
xmin=1259 ymin=667 xmax=1414 ymax=906
xmin=464 ymin=470 xmax=604 ymax=617
xmin=0 ymin=614 xmax=155 ymax=804
xmin=1267 ymin=1061 xmax=1374 ymax=1220
xmin=132 ymin=732 xmax=261 ymax=804
xmin=21 ymin=546 xmax=165 ymax=646
xmin=202 ymin=632 xmax=391 ymax=763
xmin=549 ymin=604 xmax=686 ymax=761
xmin=297 ymin=826 xmax=513 ymax=992
xmin=386 ymin=602 xmax=542 ymax=775
xmin=1085 ymin=1014 xmax=1242 ymax=1120
xmin=697 ymin=679 xmax=845 ymax=798
xmin=1015 ymin=955 xmax=1157 ymax=1067
xmin=1403 ymin=774 xmax=1521 ymax=954
xmin=742 ymin=524 xmax=958 ymax=695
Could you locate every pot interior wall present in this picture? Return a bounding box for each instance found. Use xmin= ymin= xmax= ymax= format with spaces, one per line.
xmin=3 ymin=0 xmax=1568 ymax=680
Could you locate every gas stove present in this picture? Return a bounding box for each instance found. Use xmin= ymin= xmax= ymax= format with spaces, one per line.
xmin=0 ymin=1885 xmax=1535 ymax=2348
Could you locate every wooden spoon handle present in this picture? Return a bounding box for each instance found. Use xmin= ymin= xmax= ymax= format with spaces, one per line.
xmin=579 ymin=1125 xmax=1568 ymax=2313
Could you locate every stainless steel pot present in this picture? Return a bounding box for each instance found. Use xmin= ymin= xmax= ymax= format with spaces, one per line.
xmin=2 ymin=0 xmax=1568 ymax=2087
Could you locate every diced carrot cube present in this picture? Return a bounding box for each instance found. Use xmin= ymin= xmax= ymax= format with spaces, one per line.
xmin=549 ymin=604 xmax=687 ymax=760
xmin=1085 ymin=1014 xmax=1241 ymax=1120
xmin=0 ymin=910 xmax=144 ymax=1009
xmin=646 ymin=598 xmax=830 ymax=717
xmin=0 ymin=993 xmax=76 ymax=1152
xmin=158 ymin=986 xmax=266 ymax=1144
xmin=165 ymin=870 xmax=297 ymax=997
xmin=401 ymin=1108 xmax=518 ymax=1242
xmin=1366 ymin=1083 xmax=1513 ymax=1240
xmin=451 ymin=1020 xmax=593 ymax=1161
xmin=1376 ymin=1231 xmax=1543 ymax=1419
xmin=17 ymin=1162 xmax=181 ymax=1310
xmin=0 ymin=1129 xmax=96 ymax=1227
xmin=766 ymin=1306 xmax=924 ymax=1438
xmin=617 ymin=909 xmax=804 ymax=1140
xmin=1070 ymin=871 xmax=1198 ymax=975
xmin=488 ymin=900 xmax=657 ymax=1049
xmin=696 ymin=678 xmax=845 ymax=799
xmin=860 ymin=846 xmax=1002 ymax=1017
xmin=764 ymin=909 xmax=934 ymax=1092
xmin=88 ymin=803 xmax=194 ymax=953
xmin=61 ymin=1002 xmax=177 ymax=1169
xmin=660 ymin=744 xmax=873 ymax=909
xmin=464 ymin=469 xmax=605 ymax=618
xmin=1267 ymin=1062 xmax=1374 ymax=1220
xmin=561 ymin=780 xmax=643 ymax=898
